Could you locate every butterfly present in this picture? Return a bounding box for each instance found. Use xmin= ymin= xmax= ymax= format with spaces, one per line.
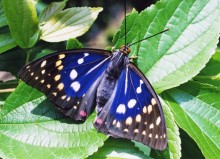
xmin=18 ymin=45 xmax=167 ymax=150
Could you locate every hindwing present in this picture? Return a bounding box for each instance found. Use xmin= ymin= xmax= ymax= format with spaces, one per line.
xmin=94 ymin=63 xmax=167 ymax=150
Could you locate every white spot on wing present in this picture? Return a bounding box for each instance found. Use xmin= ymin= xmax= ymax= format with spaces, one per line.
xmin=156 ymin=116 xmax=161 ymax=125
xmin=128 ymin=99 xmax=136 ymax=108
xmin=149 ymin=123 xmax=154 ymax=129
xmin=78 ymin=58 xmax=84 ymax=64
xmin=41 ymin=60 xmax=47 ymax=67
xmin=70 ymin=69 xmax=78 ymax=80
xmin=41 ymin=70 xmax=45 ymax=74
xmin=116 ymin=104 xmax=126 ymax=114
xmin=136 ymin=87 xmax=141 ymax=93
xmin=136 ymin=80 xmax=144 ymax=94
xmin=71 ymin=81 xmax=80 ymax=92
xmin=77 ymin=53 xmax=89 ymax=65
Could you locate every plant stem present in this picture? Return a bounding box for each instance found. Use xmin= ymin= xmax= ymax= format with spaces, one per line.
xmin=0 ymin=88 xmax=15 ymax=93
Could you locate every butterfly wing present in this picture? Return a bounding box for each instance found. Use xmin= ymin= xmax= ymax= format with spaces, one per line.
xmin=18 ymin=49 xmax=111 ymax=121
xmin=94 ymin=63 xmax=167 ymax=150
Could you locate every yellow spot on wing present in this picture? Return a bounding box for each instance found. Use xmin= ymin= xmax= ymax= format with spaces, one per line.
xmin=113 ymin=119 xmax=116 ymax=125
xmin=126 ymin=117 xmax=132 ymax=125
xmin=59 ymin=54 xmax=65 ymax=59
xmin=57 ymin=65 xmax=63 ymax=70
xmin=151 ymin=98 xmax=157 ymax=105
xmin=143 ymin=106 xmax=147 ymax=113
xmin=47 ymin=84 xmax=51 ymax=89
xmin=54 ymin=75 xmax=61 ymax=81
xmin=116 ymin=122 xmax=121 ymax=128
xmin=57 ymin=83 xmax=64 ymax=90
xmin=66 ymin=97 xmax=71 ymax=102
xmin=136 ymin=114 xmax=141 ymax=122
xmin=56 ymin=60 xmax=62 ymax=67
xmin=61 ymin=95 xmax=66 ymax=100
xmin=148 ymin=105 xmax=152 ymax=114
xmin=134 ymin=129 xmax=139 ymax=133
xmin=163 ymin=133 xmax=166 ymax=138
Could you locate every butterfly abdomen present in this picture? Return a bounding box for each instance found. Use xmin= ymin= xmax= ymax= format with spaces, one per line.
xmin=96 ymin=52 xmax=128 ymax=113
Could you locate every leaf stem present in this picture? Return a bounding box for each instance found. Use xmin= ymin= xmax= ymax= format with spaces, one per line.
xmin=25 ymin=49 xmax=31 ymax=65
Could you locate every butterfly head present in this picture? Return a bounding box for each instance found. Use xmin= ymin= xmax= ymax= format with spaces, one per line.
xmin=119 ymin=45 xmax=131 ymax=55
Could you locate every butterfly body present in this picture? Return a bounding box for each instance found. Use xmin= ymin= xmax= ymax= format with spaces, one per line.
xmin=96 ymin=51 xmax=128 ymax=113
xmin=18 ymin=46 xmax=167 ymax=150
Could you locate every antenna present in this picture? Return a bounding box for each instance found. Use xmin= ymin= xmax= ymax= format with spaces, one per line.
xmin=128 ymin=28 xmax=169 ymax=47
xmin=124 ymin=0 xmax=127 ymax=46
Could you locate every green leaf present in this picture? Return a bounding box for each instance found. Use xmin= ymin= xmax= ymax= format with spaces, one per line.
xmin=0 ymin=83 xmax=107 ymax=159
xmin=0 ymin=14 xmax=7 ymax=27
xmin=0 ymin=33 xmax=17 ymax=53
xmin=194 ymin=50 xmax=220 ymax=89
xmin=132 ymin=141 xmax=151 ymax=156
xmin=3 ymin=0 xmax=40 ymax=48
xmin=150 ymin=98 xmax=181 ymax=159
xmin=66 ymin=38 xmax=83 ymax=49
xmin=39 ymin=0 xmax=67 ymax=23
xmin=162 ymin=81 xmax=220 ymax=159
xmin=40 ymin=7 xmax=103 ymax=42
xmin=114 ymin=0 xmax=220 ymax=93
xmin=88 ymin=138 xmax=150 ymax=159
xmin=113 ymin=9 xmax=140 ymax=58
xmin=0 ymin=1 xmax=7 ymax=27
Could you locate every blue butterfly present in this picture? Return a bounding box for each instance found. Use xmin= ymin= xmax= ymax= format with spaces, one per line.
xmin=18 ymin=45 xmax=167 ymax=150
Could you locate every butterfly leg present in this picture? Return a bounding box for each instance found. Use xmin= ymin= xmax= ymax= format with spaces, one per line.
xmin=129 ymin=56 xmax=137 ymax=62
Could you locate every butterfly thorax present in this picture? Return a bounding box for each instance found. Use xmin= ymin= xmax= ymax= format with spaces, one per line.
xmin=96 ymin=51 xmax=129 ymax=113
xmin=119 ymin=45 xmax=131 ymax=55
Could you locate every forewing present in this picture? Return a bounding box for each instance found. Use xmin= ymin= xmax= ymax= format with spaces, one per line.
xmin=18 ymin=49 xmax=111 ymax=121
xmin=94 ymin=63 xmax=167 ymax=150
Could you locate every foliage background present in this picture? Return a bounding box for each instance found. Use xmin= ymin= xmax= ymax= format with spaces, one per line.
xmin=0 ymin=0 xmax=220 ymax=159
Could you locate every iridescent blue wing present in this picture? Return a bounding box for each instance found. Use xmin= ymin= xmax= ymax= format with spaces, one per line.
xmin=94 ymin=63 xmax=167 ymax=150
xmin=18 ymin=49 xmax=111 ymax=120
